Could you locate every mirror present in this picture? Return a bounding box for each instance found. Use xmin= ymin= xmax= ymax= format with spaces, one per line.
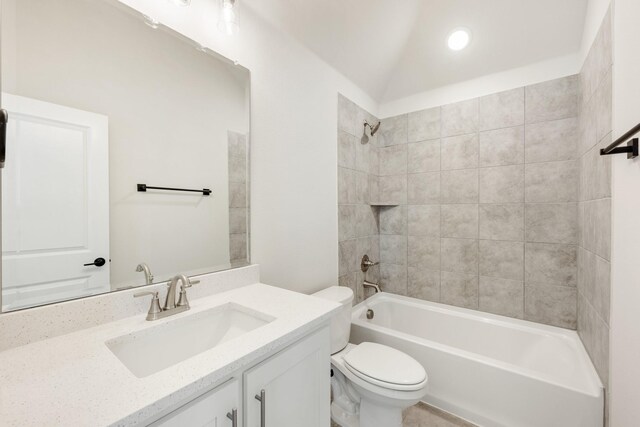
xmin=0 ymin=0 xmax=250 ymax=311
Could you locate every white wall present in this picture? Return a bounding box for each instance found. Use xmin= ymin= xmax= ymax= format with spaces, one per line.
xmin=116 ymin=0 xmax=377 ymax=294
xmin=610 ymin=0 xmax=640 ymax=424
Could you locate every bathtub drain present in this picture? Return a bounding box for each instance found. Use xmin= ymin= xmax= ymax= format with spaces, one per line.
xmin=366 ymin=309 xmax=374 ymax=319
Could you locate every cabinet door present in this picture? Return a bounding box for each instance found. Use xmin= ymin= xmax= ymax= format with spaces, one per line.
xmin=151 ymin=378 xmax=240 ymax=427
xmin=244 ymin=327 xmax=331 ymax=427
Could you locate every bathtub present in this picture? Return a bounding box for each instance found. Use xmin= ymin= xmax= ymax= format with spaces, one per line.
xmin=350 ymin=293 xmax=603 ymax=427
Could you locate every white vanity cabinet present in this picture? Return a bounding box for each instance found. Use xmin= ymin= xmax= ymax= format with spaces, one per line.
xmin=150 ymin=378 xmax=241 ymax=427
xmin=243 ymin=327 xmax=330 ymax=427
xmin=148 ymin=326 xmax=330 ymax=427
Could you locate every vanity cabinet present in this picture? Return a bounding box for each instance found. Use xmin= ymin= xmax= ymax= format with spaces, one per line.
xmin=244 ymin=327 xmax=330 ymax=427
xmin=151 ymin=378 xmax=240 ymax=427
xmin=148 ymin=326 xmax=330 ymax=427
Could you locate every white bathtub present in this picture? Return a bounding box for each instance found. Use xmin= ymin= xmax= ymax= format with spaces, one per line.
xmin=350 ymin=293 xmax=603 ymax=427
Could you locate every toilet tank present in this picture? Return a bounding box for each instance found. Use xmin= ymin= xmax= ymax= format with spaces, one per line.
xmin=313 ymin=286 xmax=354 ymax=354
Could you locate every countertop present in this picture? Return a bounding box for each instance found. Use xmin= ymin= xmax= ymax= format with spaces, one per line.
xmin=0 ymin=283 xmax=340 ymax=426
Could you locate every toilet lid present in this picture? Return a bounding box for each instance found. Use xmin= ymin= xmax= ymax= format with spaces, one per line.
xmin=343 ymin=342 xmax=427 ymax=390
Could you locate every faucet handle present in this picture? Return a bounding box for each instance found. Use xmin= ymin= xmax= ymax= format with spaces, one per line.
xmin=181 ymin=278 xmax=200 ymax=290
xmin=134 ymin=291 xmax=163 ymax=321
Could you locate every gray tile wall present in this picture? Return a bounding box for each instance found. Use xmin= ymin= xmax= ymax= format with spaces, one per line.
xmin=337 ymin=95 xmax=380 ymax=302
xmin=228 ymin=131 xmax=249 ymax=265
xmin=373 ymin=75 xmax=581 ymax=330
xmin=577 ymin=6 xmax=613 ymax=415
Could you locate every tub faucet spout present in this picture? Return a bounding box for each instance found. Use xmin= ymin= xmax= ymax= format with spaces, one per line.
xmin=363 ymin=280 xmax=381 ymax=294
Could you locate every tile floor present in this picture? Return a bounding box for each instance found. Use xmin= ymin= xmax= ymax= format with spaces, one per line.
xmin=330 ymin=402 xmax=477 ymax=427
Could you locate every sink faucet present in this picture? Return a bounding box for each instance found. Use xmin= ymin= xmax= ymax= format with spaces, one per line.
xmin=136 ymin=263 xmax=154 ymax=285
xmin=134 ymin=274 xmax=200 ymax=321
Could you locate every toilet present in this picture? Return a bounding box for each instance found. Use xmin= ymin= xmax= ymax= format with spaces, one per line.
xmin=313 ymin=286 xmax=428 ymax=427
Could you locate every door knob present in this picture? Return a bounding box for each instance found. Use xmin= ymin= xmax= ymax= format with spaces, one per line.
xmin=84 ymin=257 xmax=107 ymax=267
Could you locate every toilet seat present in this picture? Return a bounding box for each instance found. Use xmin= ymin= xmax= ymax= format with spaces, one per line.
xmin=342 ymin=342 xmax=427 ymax=392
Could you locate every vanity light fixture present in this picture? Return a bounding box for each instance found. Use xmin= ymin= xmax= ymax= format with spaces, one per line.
xmin=447 ymin=28 xmax=471 ymax=51
xmin=168 ymin=0 xmax=191 ymax=6
xmin=218 ymin=0 xmax=239 ymax=35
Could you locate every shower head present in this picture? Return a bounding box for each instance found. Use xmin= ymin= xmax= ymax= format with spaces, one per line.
xmin=361 ymin=120 xmax=381 ymax=144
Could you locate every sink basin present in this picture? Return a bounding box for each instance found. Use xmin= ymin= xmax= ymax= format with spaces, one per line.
xmin=106 ymin=303 xmax=274 ymax=377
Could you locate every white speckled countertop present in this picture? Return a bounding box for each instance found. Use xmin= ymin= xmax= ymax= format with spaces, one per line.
xmin=0 ymin=283 xmax=340 ymax=426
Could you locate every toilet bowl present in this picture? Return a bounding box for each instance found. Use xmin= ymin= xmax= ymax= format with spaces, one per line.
xmin=313 ymin=287 xmax=428 ymax=427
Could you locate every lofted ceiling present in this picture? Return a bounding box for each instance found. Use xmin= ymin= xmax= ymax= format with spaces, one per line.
xmin=243 ymin=0 xmax=588 ymax=104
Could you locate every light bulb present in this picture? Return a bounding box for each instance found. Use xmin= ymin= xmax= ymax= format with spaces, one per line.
xmin=448 ymin=28 xmax=471 ymax=51
xmin=218 ymin=0 xmax=239 ymax=35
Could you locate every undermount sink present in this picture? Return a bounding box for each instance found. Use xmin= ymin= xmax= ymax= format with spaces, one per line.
xmin=106 ymin=303 xmax=274 ymax=378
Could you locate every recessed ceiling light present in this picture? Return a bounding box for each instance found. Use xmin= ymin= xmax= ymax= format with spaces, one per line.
xmin=168 ymin=0 xmax=191 ymax=6
xmin=448 ymin=28 xmax=471 ymax=51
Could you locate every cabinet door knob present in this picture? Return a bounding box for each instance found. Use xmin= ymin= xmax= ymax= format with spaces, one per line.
xmin=226 ymin=408 xmax=237 ymax=427
xmin=255 ymin=389 xmax=265 ymax=427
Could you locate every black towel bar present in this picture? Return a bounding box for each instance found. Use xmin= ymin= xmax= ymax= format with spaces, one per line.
xmin=600 ymin=122 xmax=640 ymax=159
xmin=137 ymin=184 xmax=211 ymax=196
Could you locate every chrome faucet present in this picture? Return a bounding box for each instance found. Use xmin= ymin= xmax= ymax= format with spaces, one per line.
xmin=136 ymin=263 xmax=154 ymax=285
xmin=134 ymin=274 xmax=200 ymax=321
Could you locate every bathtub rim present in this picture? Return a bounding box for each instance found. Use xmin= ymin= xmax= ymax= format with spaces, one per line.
xmin=351 ymin=292 xmax=603 ymax=399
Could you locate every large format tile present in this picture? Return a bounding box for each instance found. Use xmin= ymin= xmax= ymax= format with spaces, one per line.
xmin=408 ymin=107 xmax=441 ymax=142
xmin=408 ymin=205 xmax=441 ymax=237
xmin=479 ymin=277 xmax=524 ymax=319
xmin=229 ymin=182 xmax=247 ymax=208
xmin=441 ymin=204 xmax=479 ymax=239
xmin=479 ymin=165 xmax=524 ymax=203
xmin=441 ymin=133 xmax=479 ymax=170
xmin=479 ymin=126 xmax=524 ymax=167
xmin=408 ymin=140 xmax=440 ymax=173
xmin=479 ymin=204 xmax=524 ymax=241
xmin=403 ymin=402 xmax=478 ymax=427
xmin=525 ymin=75 xmax=579 ymax=124
xmin=525 ymin=242 xmax=577 ymax=286
xmin=408 ymin=172 xmax=441 ymax=204
xmin=525 ymin=161 xmax=578 ymax=203
xmin=525 ymin=284 xmax=577 ymax=329
xmin=479 ymin=88 xmax=525 ymax=131
xmin=229 ymin=208 xmax=247 ymax=234
xmin=380 ymin=235 xmax=408 ymax=265
xmin=339 ymin=239 xmax=357 ymax=276
xmin=380 ymin=263 xmax=408 ymax=295
xmin=379 ymin=206 xmax=407 ymax=235
xmin=595 ymin=71 xmax=613 ymax=144
xmin=379 ymin=114 xmax=408 ymax=146
xmin=525 ymin=203 xmax=578 ymax=244
xmin=441 ymin=98 xmax=479 ymax=137
xmin=380 ymin=144 xmax=408 ymax=176
xmin=441 ymin=238 xmax=478 ymax=275
xmin=408 ymin=268 xmax=440 ymax=302
xmin=354 ymin=171 xmax=369 ymax=204
xmin=408 ymin=236 xmax=440 ymax=270
xmin=338 ymin=205 xmax=356 ymax=241
xmin=525 ymin=118 xmax=577 ymax=163
xmin=355 ymin=204 xmax=378 ymax=237
xmin=338 ymin=94 xmax=358 ymax=136
xmin=441 ymin=169 xmax=478 ymax=204
xmin=379 ymin=174 xmax=407 ymax=204
xmin=338 ymin=167 xmax=356 ymax=204
xmin=338 ymin=130 xmax=357 ymax=169
xmin=355 ymin=137 xmax=370 ymax=173
xmin=441 ymin=272 xmax=479 ymax=309
xmin=479 ymin=240 xmax=524 ymax=281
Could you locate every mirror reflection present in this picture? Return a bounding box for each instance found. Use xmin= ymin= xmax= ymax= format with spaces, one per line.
xmin=0 ymin=0 xmax=250 ymax=311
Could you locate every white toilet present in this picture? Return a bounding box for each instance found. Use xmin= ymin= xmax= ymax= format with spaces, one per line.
xmin=313 ymin=286 xmax=428 ymax=427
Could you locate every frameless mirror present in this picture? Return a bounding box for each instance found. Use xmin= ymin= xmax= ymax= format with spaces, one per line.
xmin=0 ymin=0 xmax=250 ymax=311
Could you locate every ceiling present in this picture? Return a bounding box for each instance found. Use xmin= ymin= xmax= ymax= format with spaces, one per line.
xmin=243 ymin=0 xmax=588 ymax=104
